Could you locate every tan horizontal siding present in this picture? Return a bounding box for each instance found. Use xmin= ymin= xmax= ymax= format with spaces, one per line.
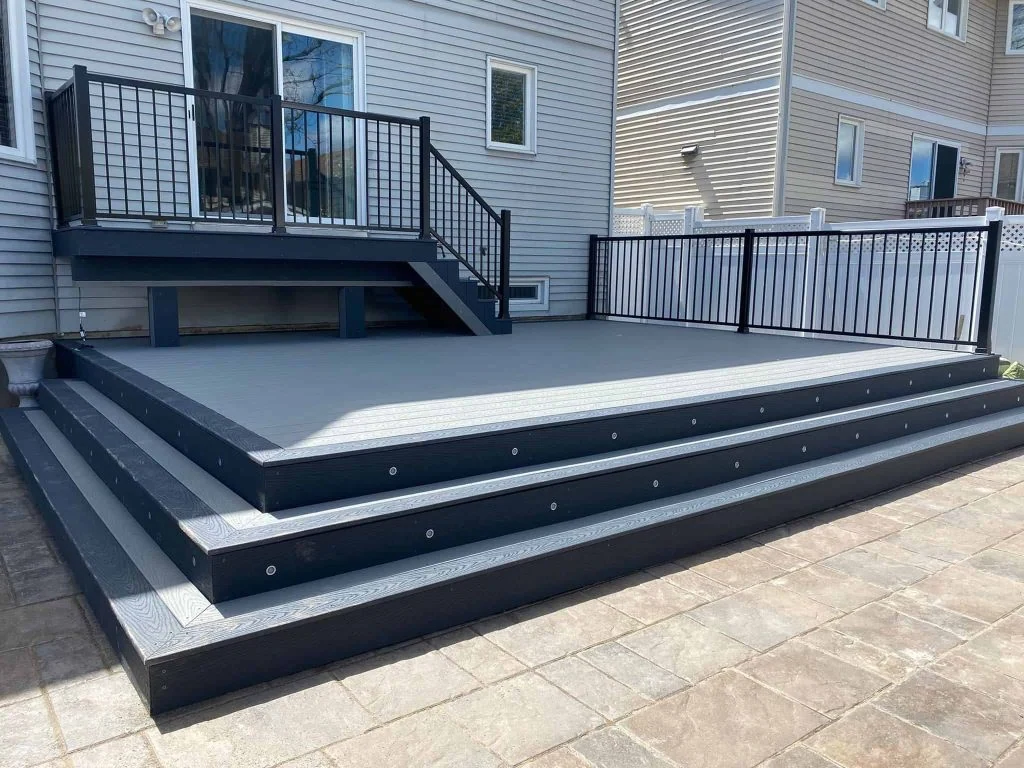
xmin=618 ymin=0 xmax=784 ymax=108
xmin=616 ymin=89 xmax=780 ymax=217
xmin=988 ymin=0 xmax=1024 ymax=124
xmin=784 ymin=90 xmax=985 ymax=221
xmin=792 ymin=0 xmax=996 ymax=125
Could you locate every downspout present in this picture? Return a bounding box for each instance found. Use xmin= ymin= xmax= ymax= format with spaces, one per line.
xmin=608 ymin=0 xmax=620 ymax=234
xmin=772 ymin=0 xmax=797 ymax=217
xmin=31 ymin=0 xmax=60 ymax=337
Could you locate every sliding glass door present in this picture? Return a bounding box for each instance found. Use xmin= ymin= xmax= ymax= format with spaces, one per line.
xmin=188 ymin=8 xmax=361 ymax=223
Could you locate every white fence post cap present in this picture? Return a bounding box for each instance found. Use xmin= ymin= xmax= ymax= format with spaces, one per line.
xmin=986 ymin=206 xmax=1005 ymax=222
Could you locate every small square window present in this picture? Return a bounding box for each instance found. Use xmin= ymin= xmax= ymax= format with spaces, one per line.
xmin=1008 ymin=1 xmax=1024 ymax=54
xmin=486 ymin=58 xmax=536 ymax=154
xmin=929 ymin=0 xmax=968 ymax=40
xmin=834 ymin=116 xmax=864 ymax=186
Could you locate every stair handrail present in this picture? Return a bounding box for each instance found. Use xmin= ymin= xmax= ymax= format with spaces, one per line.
xmin=429 ymin=145 xmax=511 ymax=319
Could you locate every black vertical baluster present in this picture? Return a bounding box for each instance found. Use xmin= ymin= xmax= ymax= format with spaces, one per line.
xmin=888 ymin=233 xmax=901 ymax=337
xmin=167 ymin=90 xmax=177 ymax=218
xmin=901 ymin=233 xmax=914 ymax=338
xmin=954 ymin=231 xmax=968 ymax=340
xmin=850 ymin=235 xmax=862 ymax=335
xmin=915 ymin=231 xmax=927 ymax=338
xmin=830 ymin=236 xmax=842 ymax=333
xmin=840 ymin=232 xmax=852 ymax=333
xmin=967 ymin=231 xmax=984 ymax=341
xmin=865 ymin=233 xmax=877 ymax=335
xmin=117 ymin=85 xmax=128 ymax=215
xmin=215 ymin=98 xmax=225 ymax=220
xmin=226 ymin=97 xmax=238 ymax=220
xmin=152 ymin=89 xmax=162 ymax=217
xmin=100 ymin=84 xmax=110 ymax=215
xmin=926 ymin=232 xmax=938 ymax=339
xmin=133 ymin=88 xmax=144 ymax=216
xmin=941 ymin=227 xmax=953 ymax=340
xmin=386 ymin=121 xmax=392 ymax=228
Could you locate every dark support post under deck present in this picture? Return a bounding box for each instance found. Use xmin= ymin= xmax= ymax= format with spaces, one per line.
xmin=587 ymin=234 xmax=598 ymax=318
xmin=339 ymin=287 xmax=366 ymax=339
xmin=147 ymin=288 xmax=179 ymax=348
xmin=976 ymin=218 xmax=1003 ymax=354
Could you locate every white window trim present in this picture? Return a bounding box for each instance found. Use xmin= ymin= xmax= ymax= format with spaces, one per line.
xmin=860 ymin=0 xmax=886 ymax=10
xmin=508 ymin=277 xmax=549 ymax=311
xmin=907 ymin=133 xmax=962 ymax=200
xmin=1008 ymin=0 xmax=1024 ymax=54
xmin=927 ymin=0 xmax=969 ymax=41
xmin=834 ymin=115 xmax=865 ymax=187
xmin=485 ymin=56 xmax=537 ymax=155
xmin=0 ymin=0 xmax=36 ymax=164
xmin=993 ymin=148 xmax=1024 ymax=201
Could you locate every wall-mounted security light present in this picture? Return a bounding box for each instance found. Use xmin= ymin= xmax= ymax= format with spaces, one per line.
xmin=142 ymin=8 xmax=182 ymax=35
xmin=680 ymin=144 xmax=701 ymax=160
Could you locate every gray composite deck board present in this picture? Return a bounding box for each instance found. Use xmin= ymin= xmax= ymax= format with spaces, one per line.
xmin=90 ymin=321 xmax=970 ymax=454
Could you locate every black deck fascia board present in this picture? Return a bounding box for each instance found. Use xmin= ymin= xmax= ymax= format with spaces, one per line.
xmin=0 ymin=409 xmax=181 ymax=704
xmin=53 ymin=226 xmax=436 ymax=263
xmin=58 ymin=340 xmax=273 ymax=509
xmin=70 ymin=256 xmax=415 ymax=285
xmin=5 ymin=402 xmax=1024 ymax=713
xmin=61 ymin=341 xmax=1002 ymax=513
xmin=41 ymin=369 xmax=1024 ymax=602
xmin=115 ymin=411 xmax=1024 ymax=712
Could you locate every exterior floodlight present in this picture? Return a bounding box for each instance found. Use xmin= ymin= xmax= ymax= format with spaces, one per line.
xmin=142 ymin=8 xmax=181 ymax=35
xmin=680 ymin=145 xmax=701 ymax=159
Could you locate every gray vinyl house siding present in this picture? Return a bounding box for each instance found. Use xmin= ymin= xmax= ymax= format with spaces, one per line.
xmin=0 ymin=0 xmax=55 ymax=340
xmin=614 ymin=0 xmax=785 ymax=217
xmin=0 ymin=0 xmax=615 ymax=341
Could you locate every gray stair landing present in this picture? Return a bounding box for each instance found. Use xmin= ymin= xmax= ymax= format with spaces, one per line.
xmin=5 ymin=402 xmax=1024 ymax=713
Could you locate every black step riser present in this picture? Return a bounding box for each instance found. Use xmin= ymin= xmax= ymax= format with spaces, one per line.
xmin=38 ymin=383 xmax=217 ymax=599
xmin=148 ymin=417 xmax=1024 ymax=713
xmin=211 ymin=384 xmax=1023 ymax=600
xmin=60 ymin=340 xmax=998 ymax=513
xmin=261 ymin=356 xmax=998 ymax=510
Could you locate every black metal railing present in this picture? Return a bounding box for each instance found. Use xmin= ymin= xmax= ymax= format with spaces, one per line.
xmin=589 ymin=221 xmax=1004 ymax=352
xmin=44 ymin=66 xmax=511 ymax=311
xmin=430 ymin=146 xmax=511 ymax=318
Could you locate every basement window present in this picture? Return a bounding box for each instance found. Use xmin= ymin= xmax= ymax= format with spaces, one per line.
xmin=478 ymin=277 xmax=549 ymax=310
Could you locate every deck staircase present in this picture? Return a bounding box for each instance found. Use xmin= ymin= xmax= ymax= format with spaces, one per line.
xmin=2 ymin=340 xmax=1024 ymax=713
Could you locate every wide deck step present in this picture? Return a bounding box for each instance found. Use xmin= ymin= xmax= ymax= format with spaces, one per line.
xmin=59 ymin=341 xmax=1002 ymax=512
xmin=5 ymin=403 xmax=1024 ymax=713
xmin=36 ymin=375 xmax=1024 ymax=602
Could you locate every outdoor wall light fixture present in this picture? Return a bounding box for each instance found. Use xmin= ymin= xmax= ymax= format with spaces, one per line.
xmin=959 ymin=157 xmax=973 ymax=178
xmin=680 ymin=144 xmax=701 ymax=160
xmin=142 ymin=7 xmax=182 ymax=35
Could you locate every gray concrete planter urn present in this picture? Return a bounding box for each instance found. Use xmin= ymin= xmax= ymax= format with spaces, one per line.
xmin=0 ymin=340 xmax=53 ymax=408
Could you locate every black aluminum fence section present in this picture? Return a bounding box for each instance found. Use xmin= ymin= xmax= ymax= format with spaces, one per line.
xmin=588 ymin=233 xmax=745 ymax=326
xmin=430 ymin=145 xmax=511 ymax=318
xmin=589 ymin=221 xmax=1003 ymax=352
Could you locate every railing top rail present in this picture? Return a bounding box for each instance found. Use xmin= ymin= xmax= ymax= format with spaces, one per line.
xmin=430 ymin=145 xmax=501 ymax=222
xmin=81 ymin=70 xmax=272 ymax=106
xmin=593 ymin=232 xmax=748 ymax=243
xmin=280 ymin=99 xmax=421 ymax=126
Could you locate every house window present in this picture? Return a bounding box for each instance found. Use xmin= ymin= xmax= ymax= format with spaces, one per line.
xmin=909 ymin=136 xmax=960 ymax=200
xmin=1008 ymin=1 xmax=1024 ymax=53
xmin=995 ymin=149 xmax=1024 ymax=201
xmin=486 ymin=58 xmax=536 ymax=153
xmin=928 ymin=0 xmax=967 ymax=39
xmin=834 ymin=117 xmax=864 ymax=185
xmin=0 ymin=0 xmax=33 ymax=162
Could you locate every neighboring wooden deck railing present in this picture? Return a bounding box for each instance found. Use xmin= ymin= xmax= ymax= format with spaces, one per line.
xmin=906 ymin=197 xmax=1024 ymax=219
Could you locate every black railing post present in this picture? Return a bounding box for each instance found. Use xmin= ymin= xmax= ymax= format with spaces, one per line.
xmin=587 ymin=234 xmax=599 ymax=318
xmin=976 ymin=218 xmax=1003 ymax=354
xmin=419 ymin=116 xmax=431 ymax=240
xmin=44 ymin=90 xmax=66 ymax=226
xmin=269 ymin=94 xmax=287 ymax=233
xmin=737 ymin=228 xmax=755 ymax=333
xmin=72 ymin=66 xmax=97 ymax=225
xmin=499 ymin=209 xmax=512 ymax=319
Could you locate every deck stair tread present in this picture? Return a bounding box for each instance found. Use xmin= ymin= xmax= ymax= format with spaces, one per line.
xmin=56 ymin=376 xmax=1024 ymax=542
xmin=6 ymin=405 xmax=1024 ymax=673
xmin=34 ymin=373 xmax=1024 ymax=604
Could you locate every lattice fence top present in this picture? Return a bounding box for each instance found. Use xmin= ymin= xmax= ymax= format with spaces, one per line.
xmin=1003 ymin=218 xmax=1024 ymax=252
xmin=612 ymin=212 xmax=646 ymax=236
xmin=651 ymin=217 xmax=687 ymax=236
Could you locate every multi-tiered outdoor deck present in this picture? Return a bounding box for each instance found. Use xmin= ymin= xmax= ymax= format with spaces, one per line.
xmin=4 ymin=320 xmax=1024 ymax=713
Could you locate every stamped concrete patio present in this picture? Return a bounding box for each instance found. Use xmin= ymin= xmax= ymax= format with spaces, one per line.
xmin=3 ymin=439 xmax=1024 ymax=768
